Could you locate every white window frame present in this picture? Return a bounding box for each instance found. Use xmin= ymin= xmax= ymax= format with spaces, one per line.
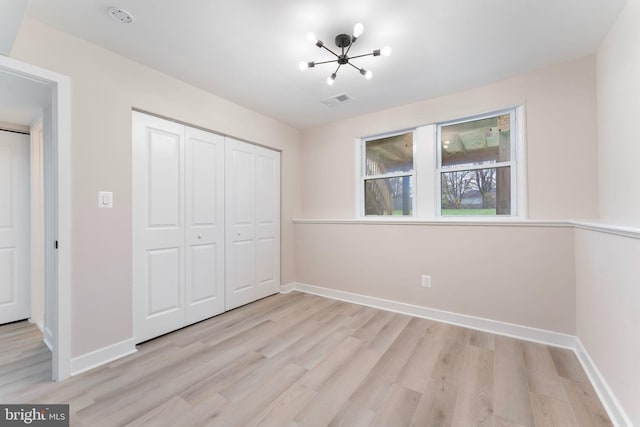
xmin=357 ymin=129 xmax=416 ymax=217
xmin=355 ymin=106 xmax=526 ymax=220
xmin=436 ymin=107 xmax=521 ymax=217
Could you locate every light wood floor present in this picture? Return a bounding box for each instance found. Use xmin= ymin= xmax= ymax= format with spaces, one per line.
xmin=0 ymin=292 xmax=612 ymax=426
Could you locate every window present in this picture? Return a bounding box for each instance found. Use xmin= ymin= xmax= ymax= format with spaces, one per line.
xmin=357 ymin=107 xmax=523 ymax=219
xmin=361 ymin=132 xmax=414 ymax=216
xmin=437 ymin=111 xmax=516 ymax=216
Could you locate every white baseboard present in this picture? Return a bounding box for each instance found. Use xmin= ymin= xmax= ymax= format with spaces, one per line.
xmin=291 ymin=282 xmax=575 ymax=349
xmin=574 ymin=338 xmax=632 ymax=427
xmin=279 ymin=282 xmax=297 ymax=294
xmin=70 ymin=338 xmax=137 ymax=376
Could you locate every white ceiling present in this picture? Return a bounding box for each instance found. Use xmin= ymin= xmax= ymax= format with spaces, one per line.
xmin=26 ymin=0 xmax=626 ymax=129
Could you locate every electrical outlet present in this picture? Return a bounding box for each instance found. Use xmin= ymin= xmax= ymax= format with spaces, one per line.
xmin=421 ymin=274 xmax=431 ymax=288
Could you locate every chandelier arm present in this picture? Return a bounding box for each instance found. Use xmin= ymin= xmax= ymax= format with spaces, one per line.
xmin=344 ymin=40 xmax=355 ymax=57
xmin=321 ymin=45 xmax=341 ymax=59
xmin=348 ymin=52 xmax=375 ymax=60
xmin=347 ymin=62 xmax=361 ymax=72
xmin=313 ymin=59 xmax=340 ymax=66
xmin=334 ymin=64 xmax=342 ymax=74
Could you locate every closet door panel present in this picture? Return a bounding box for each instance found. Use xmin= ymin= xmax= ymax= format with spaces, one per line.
xmin=225 ymin=138 xmax=256 ymax=310
xmin=132 ymin=112 xmax=185 ymax=343
xmin=185 ymin=128 xmax=225 ymax=324
xmin=254 ymin=147 xmax=280 ymax=295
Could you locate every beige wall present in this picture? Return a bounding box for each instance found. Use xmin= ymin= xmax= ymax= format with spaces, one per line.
xmin=300 ymin=55 xmax=599 ymax=220
xmin=295 ymin=56 xmax=599 ymax=334
xmin=596 ymin=0 xmax=640 ymax=227
xmin=11 ymin=17 xmax=302 ymax=357
xmin=296 ymin=223 xmax=576 ymax=333
xmin=578 ymin=0 xmax=640 ymax=424
xmin=574 ymin=229 xmax=640 ymax=425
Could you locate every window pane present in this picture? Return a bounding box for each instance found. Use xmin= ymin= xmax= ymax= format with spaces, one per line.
xmin=365 ymin=133 xmax=413 ymax=175
xmin=440 ymin=167 xmax=510 ymax=215
xmin=365 ymin=176 xmax=413 ymax=216
xmin=441 ymin=113 xmax=510 ymax=168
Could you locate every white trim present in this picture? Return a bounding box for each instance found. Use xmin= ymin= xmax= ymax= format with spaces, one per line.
xmin=70 ymin=338 xmax=137 ymax=376
xmin=289 ymin=282 xmax=575 ymax=349
xmin=354 ymin=139 xmax=362 ymax=217
xmin=515 ymin=105 xmax=528 ymax=217
xmin=0 ymin=55 xmax=72 ymax=381
xmin=574 ymin=338 xmax=632 ymax=427
xmin=293 ymin=218 xmax=572 ymax=227
xmin=279 ymin=282 xmax=296 ymax=294
xmin=43 ymin=335 xmax=52 ymax=352
xmin=572 ymin=221 xmax=640 ymax=240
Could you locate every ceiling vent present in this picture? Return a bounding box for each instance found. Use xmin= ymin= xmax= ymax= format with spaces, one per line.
xmin=108 ymin=7 xmax=134 ymax=24
xmin=322 ymin=93 xmax=353 ymax=108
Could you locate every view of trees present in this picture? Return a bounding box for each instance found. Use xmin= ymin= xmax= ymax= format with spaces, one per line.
xmin=441 ymin=168 xmax=496 ymax=209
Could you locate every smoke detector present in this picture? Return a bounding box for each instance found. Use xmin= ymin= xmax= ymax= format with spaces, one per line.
xmin=322 ymin=93 xmax=354 ymax=108
xmin=108 ymin=7 xmax=134 ymax=24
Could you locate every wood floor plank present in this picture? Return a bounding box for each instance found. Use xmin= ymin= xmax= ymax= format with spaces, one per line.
xmin=409 ymin=378 xmax=459 ymax=427
xmin=293 ymin=347 xmax=382 ymax=427
xmin=349 ymin=316 xmax=427 ymax=410
xmin=397 ymin=319 xmax=444 ymax=393
xmin=0 ymin=294 xmax=614 ymax=427
xmin=329 ymin=400 xmax=376 ymax=427
xmin=522 ymin=342 xmax=569 ymax=402
xmin=530 ymin=392 xmax=579 ymax=427
xmin=451 ymin=345 xmax=494 ymax=426
xmin=561 ymin=377 xmax=613 ymax=427
xmin=549 ymin=347 xmax=591 ymax=384
xmin=494 ymin=335 xmax=536 ymax=427
xmin=245 ymin=383 xmax=317 ymax=427
xmin=370 ymin=383 xmax=421 ymax=427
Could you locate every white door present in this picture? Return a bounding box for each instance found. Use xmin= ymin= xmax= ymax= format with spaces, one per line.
xmin=133 ymin=112 xmax=225 ymax=343
xmin=184 ymin=127 xmax=225 ymax=325
xmin=225 ymin=139 xmax=280 ymax=310
xmin=0 ymin=130 xmax=31 ymax=324
xmin=133 ymin=112 xmax=186 ymax=342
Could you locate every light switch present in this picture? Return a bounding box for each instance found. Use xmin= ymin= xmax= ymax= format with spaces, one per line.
xmin=98 ymin=191 xmax=113 ymax=208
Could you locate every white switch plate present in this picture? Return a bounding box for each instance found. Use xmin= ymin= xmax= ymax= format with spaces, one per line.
xmin=98 ymin=191 xmax=113 ymax=208
xmin=421 ymin=274 xmax=432 ymax=288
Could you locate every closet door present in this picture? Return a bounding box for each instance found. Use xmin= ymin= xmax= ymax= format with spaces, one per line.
xmin=184 ymin=127 xmax=225 ymax=325
xmin=225 ymin=139 xmax=280 ymax=310
xmin=0 ymin=131 xmax=30 ymax=325
xmin=132 ymin=112 xmax=185 ymax=343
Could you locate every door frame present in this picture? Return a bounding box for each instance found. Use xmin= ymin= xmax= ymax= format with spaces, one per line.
xmin=0 ymin=55 xmax=71 ymax=381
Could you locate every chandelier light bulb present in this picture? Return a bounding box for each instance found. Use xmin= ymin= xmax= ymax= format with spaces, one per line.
xmin=299 ymin=61 xmax=309 ymax=71
xmin=381 ymin=46 xmax=392 ymax=57
xmin=360 ymin=68 xmax=373 ymax=80
xmin=353 ymin=23 xmax=364 ymax=38
xmin=327 ymin=74 xmax=336 ymax=85
xmin=306 ymin=32 xmax=318 ymax=44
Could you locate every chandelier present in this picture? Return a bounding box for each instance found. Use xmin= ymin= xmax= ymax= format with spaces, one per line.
xmin=299 ymin=23 xmax=391 ymax=85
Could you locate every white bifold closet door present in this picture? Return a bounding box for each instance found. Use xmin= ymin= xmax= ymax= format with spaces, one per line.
xmin=225 ymin=138 xmax=280 ymax=310
xmin=132 ymin=112 xmax=225 ymax=343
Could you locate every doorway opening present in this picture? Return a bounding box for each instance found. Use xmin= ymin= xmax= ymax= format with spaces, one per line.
xmin=0 ymin=55 xmax=71 ymax=381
